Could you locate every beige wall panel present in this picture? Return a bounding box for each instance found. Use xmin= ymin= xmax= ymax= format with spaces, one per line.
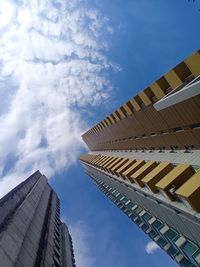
xmin=164 ymin=69 xmax=182 ymax=89
xmin=130 ymin=160 xmax=158 ymax=186
xmin=123 ymin=104 xmax=133 ymax=115
xmin=110 ymin=158 xmax=129 ymax=174
xmin=130 ymin=98 xmax=141 ymax=111
xmin=138 ymin=91 xmax=152 ymax=106
xmin=115 ymin=159 xmax=136 ymax=177
xmin=185 ymin=52 xmax=200 ymax=77
xmin=150 ymin=82 xmax=165 ymax=99
xmin=142 ymin=162 xmax=173 ymax=193
xmin=122 ymin=160 xmax=145 ymax=180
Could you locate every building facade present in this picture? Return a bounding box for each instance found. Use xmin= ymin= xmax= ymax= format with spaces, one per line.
xmin=80 ymin=50 xmax=200 ymax=266
xmin=0 ymin=170 xmax=76 ymax=267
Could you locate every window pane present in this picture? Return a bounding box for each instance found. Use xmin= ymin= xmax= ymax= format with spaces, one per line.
xmin=152 ymin=220 xmax=163 ymax=230
xmin=182 ymin=241 xmax=199 ymax=257
xmin=164 ymin=228 xmax=178 ymax=241
xmin=149 ymin=230 xmax=157 ymax=239
xmin=157 ymin=237 xmax=167 ymax=248
xmin=141 ymin=224 xmax=149 ymax=232
xmin=135 ymin=218 xmax=142 ymax=225
xmin=122 ymin=197 xmax=128 ymax=204
xmin=127 ymin=202 xmax=134 ymax=209
xmin=135 ymin=206 xmax=143 ymax=215
xmin=179 ymin=257 xmax=194 ymax=267
xmin=167 ymin=246 xmax=178 ymax=258
xmin=142 ymin=212 xmax=152 ymax=222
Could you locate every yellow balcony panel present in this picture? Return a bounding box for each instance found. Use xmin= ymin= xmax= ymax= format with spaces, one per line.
xmin=185 ymin=52 xmax=200 ymax=77
xmin=115 ymin=159 xmax=136 ymax=177
xmin=95 ymin=156 xmax=109 ymax=167
xmin=164 ymin=69 xmax=182 ymax=89
xmin=90 ymin=154 xmax=101 ymax=164
xmin=92 ymin=155 xmax=105 ymax=165
xmin=138 ymin=91 xmax=152 ymax=106
xmin=108 ymin=115 xmax=115 ymax=124
xmin=112 ymin=112 xmax=120 ymax=122
xmin=130 ymin=160 xmax=157 ymax=186
xmin=123 ymin=104 xmax=133 ymax=115
xmin=79 ymin=155 xmax=87 ymax=161
xmin=117 ymin=108 xmax=126 ymax=119
xmin=79 ymin=154 xmax=92 ymax=162
xmin=96 ymin=124 xmax=101 ymax=130
xmin=102 ymin=157 xmax=118 ymax=170
xmin=107 ymin=158 xmax=124 ymax=174
xmin=105 ymin=118 xmax=111 ymax=126
xmin=86 ymin=155 xmax=97 ymax=163
xmin=156 ymin=164 xmax=195 ymax=201
xmin=98 ymin=156 xmax=113 ymax=168
xmin=129 ymin=98 xmax=141 ymax=111
xmin=142 ymin=162 xmax=173 ymax=193
xmin=175 ymin=171 xmax=200 ymax=212
xmin=91 ymin=154 xmax=103 ymax=164
xmin=105 ymin=157 xmax=123 ymax=172
xmin=122 ymin=160 xmax=145 ymax=180
xmin=101 ymin=121 xmax=106 ymax=128
xmin=110 ymin=158 xmax=129 ymax=175
xmin=150 ymin=82 xmax=165 ymax=99
xmin=98 ymin=123 xmax=103 ymax=130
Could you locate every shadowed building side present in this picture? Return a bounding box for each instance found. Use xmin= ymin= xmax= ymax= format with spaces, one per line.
xmin=0 ymin=170 xmax=76 ymax=267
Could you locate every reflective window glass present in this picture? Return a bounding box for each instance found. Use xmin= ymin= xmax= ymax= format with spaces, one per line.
xmin=157 ymin=237 xmax=167 ymax=248
xmin=135 ymin=206 xmax=143 ymax=215
xmin=182 ymin=241 xmax=199 ymax=257
xmin=127 ymin=202 xmax=134 ymax=209
xmin=149 ymin=230 xmax=157 ymax=239
xmin=142 ymin=212 xmax=152 ymax=222
xmin=164 ymin=228 xmax=179 ymax=242
xmin=152 ymin=220 xmax=163 ymax=230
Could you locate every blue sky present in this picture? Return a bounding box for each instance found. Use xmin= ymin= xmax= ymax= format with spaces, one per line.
xmin=0 ymin=0 xmax=200 ymax=266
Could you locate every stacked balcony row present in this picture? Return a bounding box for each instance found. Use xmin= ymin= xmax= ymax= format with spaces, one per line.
xmin=83 ymin=50 xmax=200 ymax=146
xmin=79 ymin=154 xmax=200 ymax=213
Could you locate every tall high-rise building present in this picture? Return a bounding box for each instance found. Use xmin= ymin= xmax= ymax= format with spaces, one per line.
xmin=0 ymin=170 xmax=76 ymax=267
xmin=80 ymin=50 xmax=200 ymax=267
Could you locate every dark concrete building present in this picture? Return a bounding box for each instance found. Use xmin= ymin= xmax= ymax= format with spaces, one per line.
xmin=80 ymin=50 xmax=200 ymax=266
xmin=0 ymin=170 xmax=76 ymax=267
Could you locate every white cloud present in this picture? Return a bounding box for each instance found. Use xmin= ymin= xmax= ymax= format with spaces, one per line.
xmin=0 ymin=0 xmax=118 ymax=196
xmin=68 ymin=221 xmax=95 ymax=267
xmin=145 ymin=241 xmax=160 ymax=254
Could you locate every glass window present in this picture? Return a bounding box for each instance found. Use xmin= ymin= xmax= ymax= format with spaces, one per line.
xmin=167 ymin=246 xmax=178 ymax=258
xmin=130 ymin=214 xmax=136 ymax=221
xmin=182 ymin=241 xmax=199 ymax=258
xmin=142 ymin=212 xmax=152 ymax=223
xmin=121 ymin=206 xmax=127 ymax=212
xmin=122 ymin=197 xmax=128 ymax=204
xmin=179 ymin=257 xmax=194 ymax=267
xmin=164 ymin=228 xmax=179 ymax=242
xmin=135 ymin=218 xmax=142 ymax=225
xmin=149 ymin=230 xmax=157 ymax=239
xmin=193 ymin=250 xmax=200 ymax=264
xmin=135 ymin=206 xmax=143 ymax=215
xmin=152 ymin=220 xmax=163 ymax=231
xmin=157 ymin=237 xmax=167 ymax=248
xmin=116 ymin=193 xmax=123 ymax=199
xmin=127 ymin=202 xmax=134 ymax=209
xmin=141 ymin=224 xmax=149 ymax=232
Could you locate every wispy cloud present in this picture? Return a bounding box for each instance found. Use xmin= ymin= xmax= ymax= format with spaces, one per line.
xmin=0 ymin=0 xmax=118 ymax=197
xmin=68 ymin=221 xmax=95 ymax=267
xmin=145 ymin=241 xmax=160 ymax=254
